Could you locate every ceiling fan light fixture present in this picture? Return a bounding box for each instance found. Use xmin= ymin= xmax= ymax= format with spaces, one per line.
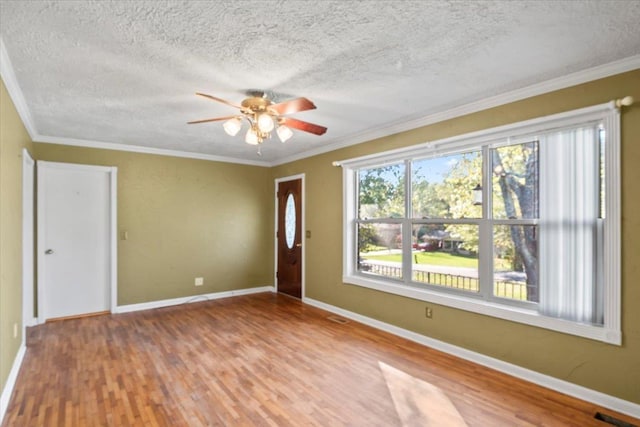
xmin=245 ymin=127 xmax=260 ymax=145
xmin=189 ymin=92 xmax=326 ymax=151
xmin=223 ymin=117 xmax=242 ymax=136
xmin=257 ymin=113 xmax=275 ymax=133
xmin=277 ymin=125 xmax=293 ymax=143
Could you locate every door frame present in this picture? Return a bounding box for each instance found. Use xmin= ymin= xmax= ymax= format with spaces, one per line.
xmin=22 ymin=149 xmax=35 ymax=333
xmin=36 ymin=161 xmax=118 ymax=323
xmin=274 ymin=174 xmax=305 ymax=299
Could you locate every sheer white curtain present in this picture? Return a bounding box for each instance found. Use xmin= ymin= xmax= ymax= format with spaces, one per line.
xmin=539 ymin=125 xmax=602 ymax=325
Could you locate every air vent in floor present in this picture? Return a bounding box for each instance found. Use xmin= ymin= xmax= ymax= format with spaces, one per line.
xmin=594 ymin=412 xmax=637 ymax=427
xmin=327 ymin=316 xmax=349 ymax=324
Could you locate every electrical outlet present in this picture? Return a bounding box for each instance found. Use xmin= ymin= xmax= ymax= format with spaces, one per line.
xmin=13 ymin=323 xmax=18 ymax=338
xmin=425 ymin=307 xmax=433 ymax=319
xmin=195 ymin=277 xmax=204 ymax=286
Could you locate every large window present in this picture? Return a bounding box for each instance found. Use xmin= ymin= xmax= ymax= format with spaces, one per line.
xmin=341 ymin=103 xmax=621 ymax=344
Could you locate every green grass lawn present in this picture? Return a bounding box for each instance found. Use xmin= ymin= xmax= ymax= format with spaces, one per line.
xmin=364 ymin=251 xmax=479 ymax=268
xmin=363 ymin=250 xmax=512 ymax=270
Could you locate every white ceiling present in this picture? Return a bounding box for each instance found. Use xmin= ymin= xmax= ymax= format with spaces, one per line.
xmin=1 ymin=1 xmax=639 ymax=166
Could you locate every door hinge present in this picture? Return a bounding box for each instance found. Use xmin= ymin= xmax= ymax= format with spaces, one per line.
xmin=276 ymin=271 xmax=279 ymax=279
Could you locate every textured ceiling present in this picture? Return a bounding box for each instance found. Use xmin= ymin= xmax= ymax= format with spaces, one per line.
xmin=1 ymin=1 xmax=639 ymax=165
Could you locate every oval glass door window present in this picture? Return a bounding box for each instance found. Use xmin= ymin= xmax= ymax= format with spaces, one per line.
xmin=285 ymin=193 xmax=296 ymax=249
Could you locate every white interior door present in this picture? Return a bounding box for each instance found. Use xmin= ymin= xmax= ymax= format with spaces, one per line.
xmin=38 ymin=161 xmax=117 ymax=321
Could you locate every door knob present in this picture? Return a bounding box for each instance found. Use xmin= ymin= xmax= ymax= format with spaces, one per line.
xmin=45 ymin=249 xmax=54 ymax=255
xmin=296 ymin=243 xmax=302 ymax=247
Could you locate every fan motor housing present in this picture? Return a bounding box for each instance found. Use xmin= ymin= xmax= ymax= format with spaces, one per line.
xmin=241 ymin=96 xmax=272 ymax=112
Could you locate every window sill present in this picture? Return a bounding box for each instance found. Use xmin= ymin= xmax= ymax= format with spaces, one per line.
xmin=343 ymin=274 xmax=621 ymax=345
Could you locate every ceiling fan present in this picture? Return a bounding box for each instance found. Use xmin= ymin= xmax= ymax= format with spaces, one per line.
xmin=188 ymin=92 xmax=327 ymax=145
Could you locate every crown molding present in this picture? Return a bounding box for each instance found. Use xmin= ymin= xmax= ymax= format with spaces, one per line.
xmin=268 ymin=55 xmax=640 ymax=166
xmin=34 ymin=135 xmax=270 ymax=167
xmin=0 ymin=37 xmax=267 ymax=167
xmin=2 ymin=34 xmax=638 ymax=168
xmin=0 ymin=38 xmax=38 ymax=140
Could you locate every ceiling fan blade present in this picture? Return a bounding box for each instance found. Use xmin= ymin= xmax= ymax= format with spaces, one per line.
xmin=270 ymin=97 xmax=316 ymax=115
xmin=187 ymin=115 xmax=239 ymax=124
xmin=281 ymin=117 xmax=327 ymax=135
xmin=195 ymin=93 xmax=242 ymax=109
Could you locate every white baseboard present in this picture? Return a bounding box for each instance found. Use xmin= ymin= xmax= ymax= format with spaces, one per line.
xmin=0 ymin=342 xmax=26 ymax=425
xmin=114 ymin=286 xmax=275 ymax=314
xmin=303 ymin=297 xmax=640 ymax=419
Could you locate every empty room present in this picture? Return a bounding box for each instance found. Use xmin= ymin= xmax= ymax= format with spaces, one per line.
xmin=1 ymin=1 xmax=639 ymax=426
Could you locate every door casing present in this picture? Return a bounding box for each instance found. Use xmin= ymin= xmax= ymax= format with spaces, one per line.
xmin=22 ymin=149 xmax=35 ymax=332
xmin=37 ymin=161 xmax=118 ymax=322
xmin=274 ymin=174 xmax=305 ymax=299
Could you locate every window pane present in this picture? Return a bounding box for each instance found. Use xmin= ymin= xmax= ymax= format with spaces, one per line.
xmin=358 ymin=163 xmax=405 ymax=219
xmin=412 ymin=224 xmax=479 ymax=293
xmin=285 ymin=193 xmax=296 ymax=249
xmin=412 ymin=151 xmax=482 ymax=219
xmin=358 ymin=223 xmax=402 ymax=279
xmin=493 ymin=225 xmax=538 ymax=302
xmin=491 ymin=142 xmax=539 ymax=219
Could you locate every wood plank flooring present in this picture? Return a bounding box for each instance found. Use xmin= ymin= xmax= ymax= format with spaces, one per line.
xmin=3 ymin=292 xmax=638 ymax=426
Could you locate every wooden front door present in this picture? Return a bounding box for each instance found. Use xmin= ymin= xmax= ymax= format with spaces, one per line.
xmin=277 ymin=178 xmax=302 ymax=298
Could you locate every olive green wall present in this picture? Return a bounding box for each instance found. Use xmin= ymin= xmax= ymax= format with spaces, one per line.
xmin=271 ymin=70 xmax=640 ymax=404
xmin=0 ymin=79 xmax=33 ymax=390
xmin=2 ymin=69 xmax=639 ymax=406
xmin=34 ymin=144 xmax=274 ymax=306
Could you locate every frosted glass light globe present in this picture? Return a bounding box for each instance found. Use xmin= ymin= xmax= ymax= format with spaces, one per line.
xmin=257 ymin=113 xmax=275 ymax=133
xmin=245 ymin=128 xmax=259 ymax=145
xmin=277 ymin=125 xmax=293 ymax=143
xmin=223 ymin=117 xmax=242 ymax=136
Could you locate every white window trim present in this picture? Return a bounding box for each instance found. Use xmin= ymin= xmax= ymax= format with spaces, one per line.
xmin=339 ymin=102 xmax=621 ymax=345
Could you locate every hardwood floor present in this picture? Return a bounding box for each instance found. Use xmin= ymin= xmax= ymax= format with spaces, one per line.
xmin=3 ymin=292 xmax=637 ymax=426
